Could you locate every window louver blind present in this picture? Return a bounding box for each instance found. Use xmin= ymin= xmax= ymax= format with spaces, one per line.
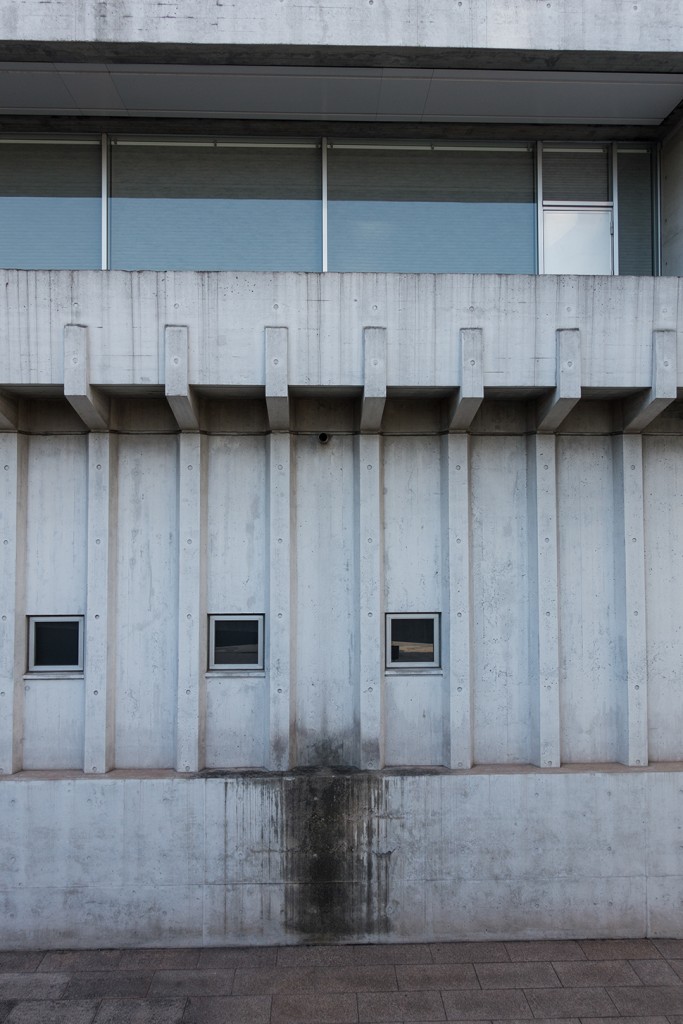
xmin=617 ymin=152 xmax=654 ymax=276
xmin=0 ymin=142 xmax=100 ymax=269
xmin=110 ymin=143 xmax=322 ymax=271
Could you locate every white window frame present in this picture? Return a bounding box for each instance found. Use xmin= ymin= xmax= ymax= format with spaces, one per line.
xmin=209 ymin=614 xmax=264 ymax=671
xmin=385 ymin=612 xmax=440 ymax=670
xmin=28 ymin=615 xmax=84 ymax=672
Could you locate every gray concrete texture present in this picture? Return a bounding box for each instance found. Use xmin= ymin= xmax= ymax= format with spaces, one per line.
xmin=0 ymin=0 xmax=682 ymax=57
xmin=2 ymin=939 xmax=683 ymax=1022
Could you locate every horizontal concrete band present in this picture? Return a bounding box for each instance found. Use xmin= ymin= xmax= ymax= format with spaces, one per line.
xmin=1 ymin=0 xmax=682 ymax=55
xmin=0 ymin=271 xmax=681 ymax=395
xmin=0 ymin=769 xmax=681 ymax=948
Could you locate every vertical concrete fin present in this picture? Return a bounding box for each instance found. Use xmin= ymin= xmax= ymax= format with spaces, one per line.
xmin=623 ymin=329 xmax=677 ymax=432
xmin=0 ymin=391 xmax=18 ymax=430
xmin=613 ymin=434 xmax=649 ymax=766
xmin=83 ymin=433 xmax=116 ymax=774
xmin=536 ymin=328 xmax=581 ymax=432
xmin=265 ymin=326 xmax=290 ymax=431
xmin=0 ymin=433 xmax=25 ymax=774
xmin=357 ymin=434 xmax=383 ymax=768
xmin=165 ymin=324 xmax=199 ymax=431
xmin=443 ymin=433 xmax=474 ymax=768
xmin=360 ymin=327 xmax=387 ymax=432
xmin=267 ymin=432 xmax=292 ymax=769
xmin=175 ymin=433 xmax=205 ymax=772
xmin=449 ymin=328 xmax=484 ymax=431
xmin=63 ymin=324 xmax=110 ymax=431
xmin=527 ymin=435 xmax=561 ymax=768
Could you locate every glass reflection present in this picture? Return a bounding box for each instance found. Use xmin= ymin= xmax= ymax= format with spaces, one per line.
xmin=0 ymin=143 xmax=101 ymax=269
xmin=328 ymin=146 xmax=536 ymax=273
xmin=110 ymin=143 xmax=322 ymax=270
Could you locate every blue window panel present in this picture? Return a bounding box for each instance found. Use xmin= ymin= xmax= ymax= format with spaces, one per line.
xmin=328 ymin=201 xmax=536 ymax=274
xmin=0 ymin=197 xmax=101 ymax=270
xmin=110 ymin=198 xmax=322 ymax=271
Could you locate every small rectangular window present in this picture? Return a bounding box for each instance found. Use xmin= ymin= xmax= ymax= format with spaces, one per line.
xmin=28 ymin=616 xmax=84 ymax=672
xmin=386 ymin=613 xmax=440 ymax=668
xmin=209 ymin=615 xmax=264 ymax=670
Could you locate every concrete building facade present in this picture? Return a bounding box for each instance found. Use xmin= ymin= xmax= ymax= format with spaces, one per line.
xmin=2 ymin=0 xmax=683 ymax=947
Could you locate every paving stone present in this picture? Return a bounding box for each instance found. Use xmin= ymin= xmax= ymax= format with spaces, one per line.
xmin=579 ymin=940 xmax=662 ymax=961
xmin=198 ymin=948 xmax=278 ymax=969
xmin=38 ymin=951 xmax=123 ymax=973
xmin=628 ymin=958 xmax=682 ymax=985
xmin=552 ymin=960 xmax=642 ymax=987
xmin=63 ymin=971 xmax=153 ymax=999
xmin=311 ymin=967 xmax=397 ymax=993
xmin=5 ymin=1001 xmax=99 ymax=1023
xmin=440 ymin=989 xmax=532 ymax=1020
xmin=358 ymin=991 xmax=445 ymax=1021
xmin=583 ymin=1018 xmax=670 ymax=1024
xmin=0 ymin=1003 xmax=14 ymax=1024
xmin=183 ymin=995 xmax=271 ymax=1023
xmin=272 ymin=990 xmax=359 ymax=1023
xmin=525 ymin=987 xmax=619 ymax=1017
xmin=430 ymin=943 xmax=510 ymax=964
xmin=607 ymin=985 xmax=683 ymax=1014
xmin=148 ymin=969 xmax=233 ymax=997
xmin=474 ymin=962 xmax=560 ymax=989
xmin=232 ymin=967 xmax=317 ymax=994
xmin=505 ymin=941 xmax=586 ymax=962
xmin=0 ymin=955 xmax=43 ymax=973
xmin=652 ymin=939 xmax=683 ymax=959
xmin=233 ymin=965 xmax=396 ymax=994
xmin=277 ymin=946 xmax=358 ymax=967
xmin=669 ymin=960 xmax=683 ymax=983
xmin=503 ymin=1020 xmax=580 ymax=1024
xmin=118 ymin=949 xmax=200 ymax=970
xmin=354 ymin=945 xmax=433 ymax=966
xmin=93 ymin=997 xmax=187 ymax=1023
xmin=0 ymin=977 xmax=69 ymax=1001
xmin=396 ymin=964 xmax=479 ymax=991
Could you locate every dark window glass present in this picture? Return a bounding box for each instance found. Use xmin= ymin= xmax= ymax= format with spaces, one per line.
xmin=214 ymin=619 xmax=260 ymax=666
xmin=0 ymin=142 xmax=101 ymax=269
xmin=33 ymin=620 xmax=80 ymax=668
xmin=110 ymin=143 xmax=322 ymax=270
xmin=390 ymin=618 xmax=435 ymax=664
xmin=618 ymin=150 xmax=654 ymax=275
xmin=542 ymin=147 xmax=610 ymax=202
xmin=328 ymin=145 xmax=536 ymax=273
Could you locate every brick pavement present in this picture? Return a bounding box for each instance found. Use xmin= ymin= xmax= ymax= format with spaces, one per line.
xmin=1 ymin=938 xmax=683 ymax=1022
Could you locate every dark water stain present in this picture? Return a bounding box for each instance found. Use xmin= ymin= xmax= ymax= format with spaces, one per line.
xmin=282 ymin=769 xmax=392 ymax=941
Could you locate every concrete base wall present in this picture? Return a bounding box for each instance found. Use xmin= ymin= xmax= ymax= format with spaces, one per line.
xmin=1 ymin=768 xmax=681 ymax=949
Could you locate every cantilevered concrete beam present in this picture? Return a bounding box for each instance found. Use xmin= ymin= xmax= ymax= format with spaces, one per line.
xmin=623 ymin=330 xmax=677 ymax=432
xmin=360 ymin=327 xmax=386 ymax=432
xmin=536 ymin=328 xmax=581 ymax=432
xmin=165 ymin=325 xmax=199 ymax=431
xmin=265 ymin=327 xmax=289 ymax=431
xmin=0 ymin=391 xmax=18 ymax=430
xmin=64 ymin=324 xmax=110 ymax=430
xmin=449 ymin=328 xmax=483 ymax=431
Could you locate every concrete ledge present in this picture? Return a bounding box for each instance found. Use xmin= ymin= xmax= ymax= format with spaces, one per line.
xmin=0 ymin=271 xmax=680 ymax=395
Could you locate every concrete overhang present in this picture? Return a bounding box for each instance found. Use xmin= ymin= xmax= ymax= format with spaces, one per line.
xmin=0 ymin=62 xmax=682 ymax=127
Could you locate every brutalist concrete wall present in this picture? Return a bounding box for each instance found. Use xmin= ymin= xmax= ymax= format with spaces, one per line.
xmin=0 ymin=769 xmax=681 ymax=949
xmin=0 ymin=0 xmax=681 ymax=58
